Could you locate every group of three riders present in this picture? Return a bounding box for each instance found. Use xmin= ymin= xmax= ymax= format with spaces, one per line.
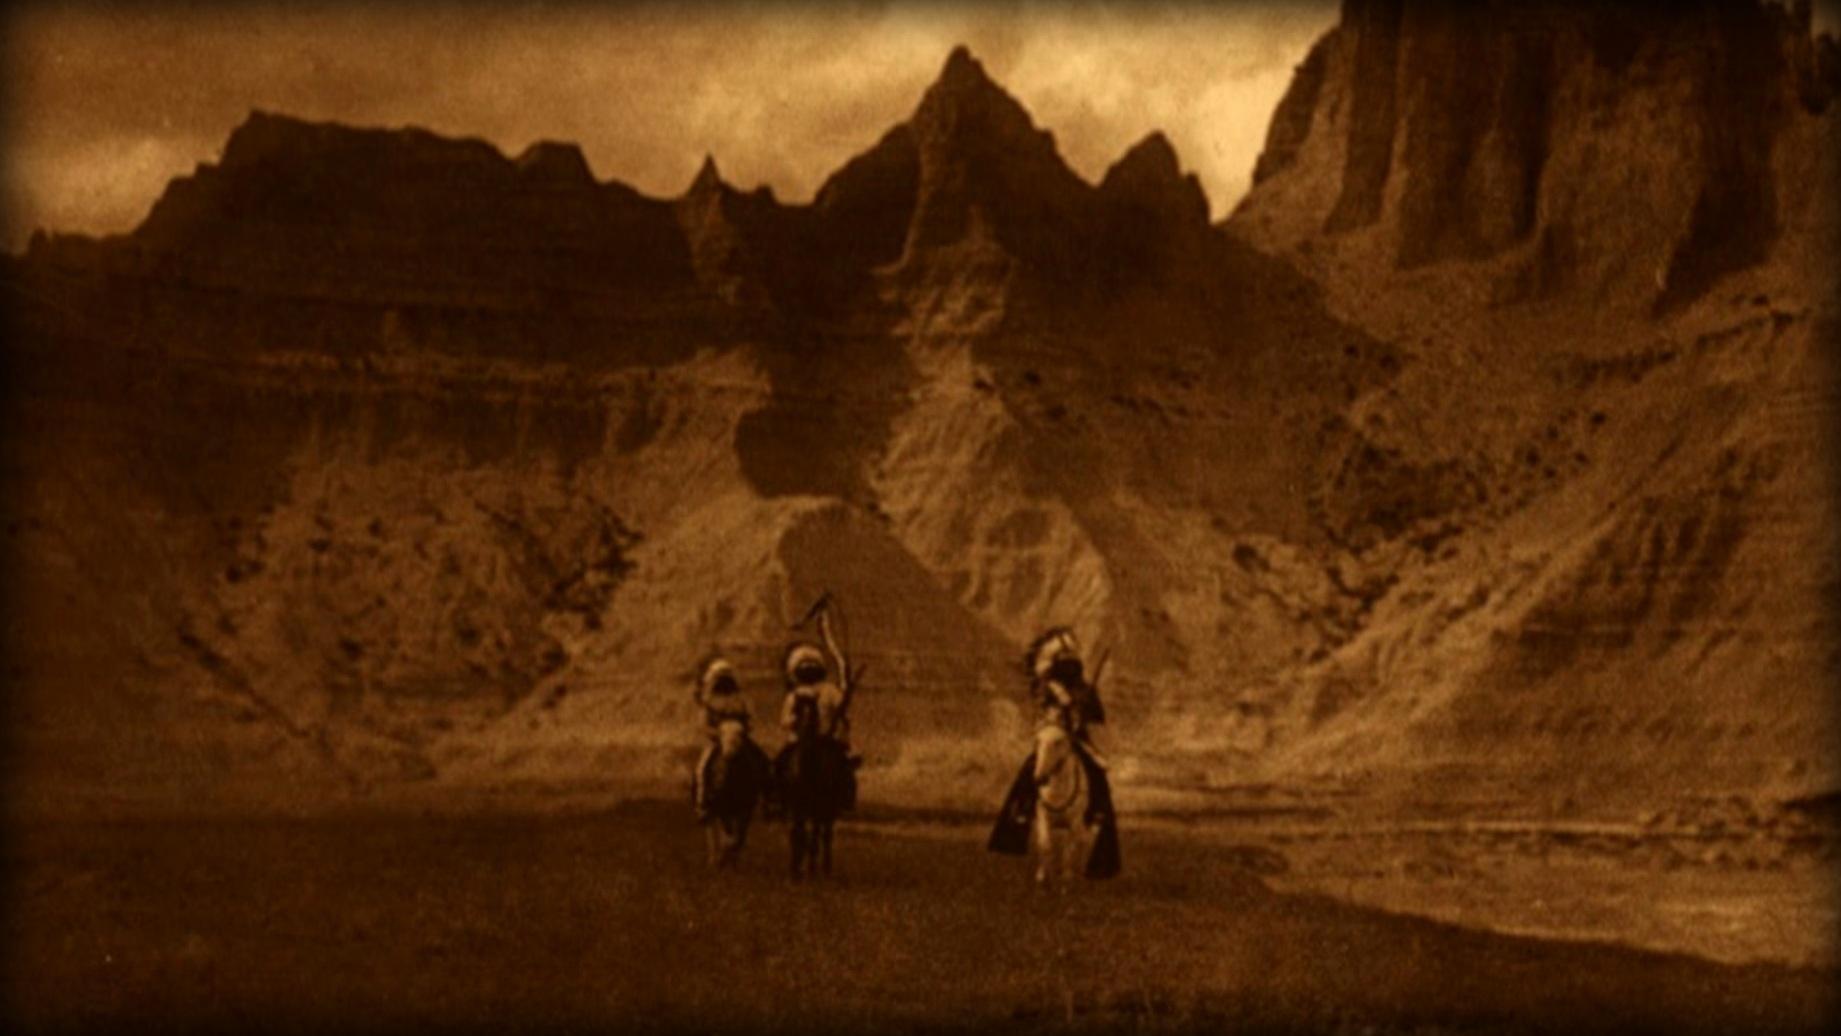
xmin=689 ymin=611 xmax=1113 ymax=841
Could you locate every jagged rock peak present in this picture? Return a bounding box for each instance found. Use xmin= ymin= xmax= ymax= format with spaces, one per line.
xmin=937 ymin=44 xmax=994 ymax=93
xmin=898 ymin=43 xmax=1096 ymax=263
xmin=1101 ymin=131 xmax=1211 ymax=225
xmin=688 ymin=153 xmax=725 ymax=195
xmin=911 ymin=44 xmax=1045 ymax=146
xmin=1109 ymin=131 xmax=1181 ymax=180
xmin=679 ymin=153 xmax=784 ymax=216
xmin=1102 ymin=131 xmax=1186 ymax=197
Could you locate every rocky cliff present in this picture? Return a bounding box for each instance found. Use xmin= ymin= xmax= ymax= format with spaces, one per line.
xmin=1229 ymin=0 xmax=1839 ymax=808
xmin=4 ymin=5 xmax=1835 ymax=817
xmin=1237 ymin=0 xmax=1840 ymax=314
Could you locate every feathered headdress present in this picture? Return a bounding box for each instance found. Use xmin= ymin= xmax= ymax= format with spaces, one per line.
xmin=696 ymin=655 xmax=737 ymax=699
xmin=1025 ymin=626 xmax=1081 ymax=680
xmin=783 ymin=641 xmax=828 ymax=684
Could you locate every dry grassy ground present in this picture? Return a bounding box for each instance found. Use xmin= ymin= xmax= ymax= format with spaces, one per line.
xmin=3 ymin=800 xmax=1833 ymax=1035
xmin=1118 ymin=792 xmax=1840 ymax=971
xmin=1257 ymin=822 xmax=1838 ymax=971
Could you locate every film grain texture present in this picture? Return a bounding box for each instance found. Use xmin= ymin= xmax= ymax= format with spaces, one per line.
xmin=3 ymin=2 xmax=1838 ymax=1034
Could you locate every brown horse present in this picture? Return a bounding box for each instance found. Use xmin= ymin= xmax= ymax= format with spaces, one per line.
xmin=699 ymin=719 xmax=770 ymax=869
xmin=772 ymin=725 xmax=854 ymax=880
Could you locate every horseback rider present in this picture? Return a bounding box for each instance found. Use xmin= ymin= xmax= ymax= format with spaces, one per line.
xmin=692 ymin=655 xmax=752 ymax=821
xmin=1028 ymin=627 xmax=1107 ymax=770
xmin=776 ymin=600 xmax=862 ymax=809
xmin=987 ymin=625 xmax=1121 ymax=878
xmin=780 ymin=644 xmax=844 ymax=738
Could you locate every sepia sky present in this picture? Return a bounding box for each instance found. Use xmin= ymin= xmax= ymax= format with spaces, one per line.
xmin=2 ymin=0 xmax=1341 ymax=250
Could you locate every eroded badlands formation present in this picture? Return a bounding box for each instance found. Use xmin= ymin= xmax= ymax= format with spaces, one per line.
xmin=4 ymin=0 xmax=1836 ymax=816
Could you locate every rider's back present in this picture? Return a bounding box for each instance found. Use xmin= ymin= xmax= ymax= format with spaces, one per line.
xmin=782 ymin=680 xmax=846 ymax=739
xmin=704 ymin=689 xmax=751 ymax=727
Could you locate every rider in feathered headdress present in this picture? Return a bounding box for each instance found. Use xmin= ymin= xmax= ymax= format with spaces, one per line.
xmin=988 ymin=625 xmax=1120 ymax=878
xmin=775 ymin=596 xmax=861 ymax=810
xmin=1026 ymin=626 xmax=1107 ymax=767
xmin=691 ymin=654 xmax=752 ymax=820
xmin=779 ymin=643 xmax=848 ymax=744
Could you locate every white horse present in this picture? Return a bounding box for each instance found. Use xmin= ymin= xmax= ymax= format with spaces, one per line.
xmin=1031 ymin=709 xmax=1093 ymax=889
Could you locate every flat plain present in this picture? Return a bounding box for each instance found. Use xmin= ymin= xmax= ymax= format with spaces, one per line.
xmin=5 ymin=799 xmax=1833 ymax=1035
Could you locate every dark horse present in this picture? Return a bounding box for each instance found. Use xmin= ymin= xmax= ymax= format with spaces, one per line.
xmin=770 ymin=704 xmax=855 ymax=880
xmin=699 ymin=719 xmax=771 ymax=869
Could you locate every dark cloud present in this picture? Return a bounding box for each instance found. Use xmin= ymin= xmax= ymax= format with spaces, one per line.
xmin=3 ymin=0 xmax=1337 ymax=247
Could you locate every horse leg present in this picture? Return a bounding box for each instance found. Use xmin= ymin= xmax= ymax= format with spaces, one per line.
xmin=820 ymin=820 xmax=834 ymax=877
xmin=713 ymin=818 xmax=732 ymax=869
xmin=705 ymin=822 xmax=721 ymax=869
xmin=732 ymin=814 xmax=750 ymax=866
xmin=1032 ymin=809 xmax=1051 ymax=886
xmin=789 ymin=817 xmax=806 ymax=880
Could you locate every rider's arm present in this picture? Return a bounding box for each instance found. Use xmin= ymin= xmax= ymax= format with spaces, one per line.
xmin=694 ymin=682 xmax=722 ymax=733
xmin=817 ymin=612 xmax=857 ymax=738
xmin=818 ymin=609 xmax=850 ymax=695
xmin=1045 ymin=679 xmax=1075 ymax=708
xmin=1082 ymin=651 xmax=1109 ymax=725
